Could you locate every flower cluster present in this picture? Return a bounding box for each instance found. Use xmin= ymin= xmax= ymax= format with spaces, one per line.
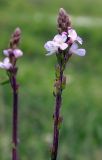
xmin=0 ymin=28 xmax=23 ymax=70
xmin=44 ymin=28 xmax=86 ymax=56
xmin=0 ymin=49 xmax=23 ymax=70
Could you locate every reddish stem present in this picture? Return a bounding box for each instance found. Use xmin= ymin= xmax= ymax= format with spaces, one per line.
xmin=51 ymin=67 xmax=63 ymax=160
xmin=11 ymin=75 xmax=18 ymax=160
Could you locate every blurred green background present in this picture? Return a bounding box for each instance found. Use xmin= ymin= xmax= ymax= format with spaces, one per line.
xmin=0 ymin=0 xmax=102 ymax=160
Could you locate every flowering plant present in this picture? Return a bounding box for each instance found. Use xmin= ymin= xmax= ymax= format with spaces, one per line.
xmin=0 ymin=28 xmax=23 ymax=160
xmin=44 ymin=8 xmax=86 ymax=160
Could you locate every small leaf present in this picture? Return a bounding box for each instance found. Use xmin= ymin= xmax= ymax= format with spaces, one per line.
xmin=58 ymin=116 xmax=63 ymax=129
xmin=11 ymin=142 xmax=16 ymax=149
xmin=0 ymin=79 xmax=10 ymax=85
xmin=61 ymin=75 xmax=66 ymax=90
xmin=55 ymin=64 xmax=60 ymax=79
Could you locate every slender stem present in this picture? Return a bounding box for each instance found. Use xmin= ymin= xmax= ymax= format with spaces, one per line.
xmin=11 ymin=75 xmax=18 ymax=160
xmin=51 ymin=66 xmax=63 ymax=160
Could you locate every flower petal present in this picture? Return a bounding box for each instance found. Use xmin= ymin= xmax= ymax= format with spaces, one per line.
xmin=44 ymin=41 xmax=55 ymax=51
xmin=3 ymin=57 xmax=12 ymax=69
xmin=3 ymin=57 xmax=10 ymax=64
xmin=3 ymin=50 xmax=9 ymax=56
xmin=76 ymin=36 xmax=83 ymax=45
xmin=13 ymin=49 xmax=23 ymax=58
xmin=74 ymin=49 xmax=86 ymax=56
xmin=53 ymin=33 xmax=67 ymax=43
xmin=59 ymin=43 xmax=68 ymax=50
xmin=69 ymin=43 xmax=86 ymax=56
xmin=61 ymin=32 xmax=67 ymax=42
xmin=69 ymin=43 xmax=78 ymax=53
xmin=44 ymin=41 xmax=58 ymax=55
xmin=53 ymin=34 xmax=63 ymax=43
xmin=5 ymin=63 xmax=12 ymax=69
xmin=0 ymin=57 xmax=12 ymax=70
xmin=0 ymin=62 xmax=5 ymax=69
xmin=68 ymin=29 xmax=77 ymax=41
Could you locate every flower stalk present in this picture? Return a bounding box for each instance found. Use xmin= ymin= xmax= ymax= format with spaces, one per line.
xmin=9 ymin=28 xmax=22 ymax=160
xmin=51 ymin=62 xmax=63 ymax=160
xmin=51 ymin=52 xmax=72 ymax=160
xmin=11 ymin=73 xmax=19 ymax=160
xmin=0 ymin=28 xmax=23 ymax=160
xmin=44 ymin=8 xmax=86 ymax=160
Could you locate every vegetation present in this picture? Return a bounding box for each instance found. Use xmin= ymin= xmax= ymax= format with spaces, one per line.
xmin=0 ymin=0 xmax=102 ymax=160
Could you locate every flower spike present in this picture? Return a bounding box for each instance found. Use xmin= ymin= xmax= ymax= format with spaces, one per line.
xmin=44 ymin=8 xmax=86 ymax=160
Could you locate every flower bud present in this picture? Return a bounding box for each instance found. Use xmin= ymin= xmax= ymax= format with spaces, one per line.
xmin=57 ymin=8 xmax=71 ymax=33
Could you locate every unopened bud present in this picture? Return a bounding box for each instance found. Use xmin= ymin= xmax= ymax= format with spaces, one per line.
xmin=57 ymin=8 xmax=71 ymax=33
xmin=10 ymin=27 xmax=21 ymax=49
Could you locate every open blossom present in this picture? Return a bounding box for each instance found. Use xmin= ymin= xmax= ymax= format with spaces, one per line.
xmin=67 ymin=28 xmax=86 ymax=56
xmin=44 ymin=33 xmax=68 ymax=56
xmin=0 ymin=57 xmax=12 ymax=70
xmin=3 ymin=49 xmax=23 ymax=58
xmin=68 ymin=29 xmax=83 ymax=44
xmin=13 ymin=49 xmax=23 ymax=58
xmin=44 ymin=28 xmax=86 ymax=56
xmin=69 ymin=42 xmax=86 ymax=56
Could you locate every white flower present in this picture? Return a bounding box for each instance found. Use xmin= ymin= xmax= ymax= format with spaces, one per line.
xmin=69 ymin=43 xmax=86 ymax=56
xmin=44 ymin=33 xmax=68 ymax=56
xmin=3 ymin=49 xmax=23 ymax=58
xmin=68 ymin=29 xmax=83 ymax=44
xmin=0 ymin=57 xmax=12 ymax=70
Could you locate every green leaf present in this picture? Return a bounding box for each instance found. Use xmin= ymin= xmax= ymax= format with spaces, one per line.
xmin=0 ymin=79 xmax=10 ymax=85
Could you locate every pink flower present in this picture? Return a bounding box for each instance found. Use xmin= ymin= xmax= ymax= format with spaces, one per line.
xmin=69 ymin=42 xmax=86 ymax=56
xmin=13 ymin=49 xmax=23 ymax=58
xmin=0 ymin=57 xmax=12 ymax=70
xmin=44 ymin=33 xmax=68 ymax=56
xmin=68 ymin=29 xmax=83 ymax=44
xmin=3 ymin=49 xmax=23 ymax=58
